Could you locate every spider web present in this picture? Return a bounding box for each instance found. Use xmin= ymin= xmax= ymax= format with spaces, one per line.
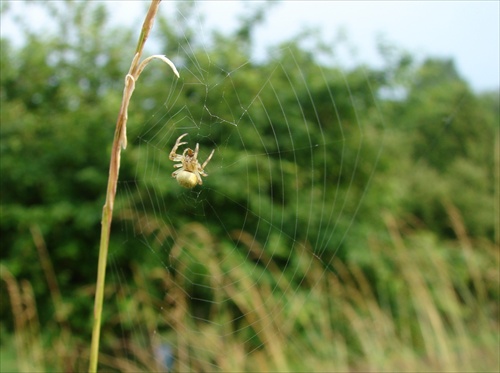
xmin=111 ymin=4 xmax=385 ymax=371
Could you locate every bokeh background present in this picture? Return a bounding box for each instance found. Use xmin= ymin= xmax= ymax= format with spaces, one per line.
xmin=1 ymin=1 xmax=498 ymax=371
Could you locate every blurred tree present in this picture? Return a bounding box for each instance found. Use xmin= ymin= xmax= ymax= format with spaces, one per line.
xmin=392 ymin=58 xmax=497 ymax=239
xmin=0 ymin=0 xmax=497 ymax=351
xmin=0 ymin=1 xmax=135 ymax=328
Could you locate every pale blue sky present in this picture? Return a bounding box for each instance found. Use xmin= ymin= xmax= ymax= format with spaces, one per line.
xmin=198 ymin=1 xmax=499 ymax=92
xmin=2 ymin=1 xmax=499 ymax=92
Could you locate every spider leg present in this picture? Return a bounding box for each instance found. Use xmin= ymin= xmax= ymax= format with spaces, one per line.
xmin=171 ymin=155 xmax=183 ymax=162
xmin=194 ymin=170 xmax=203 ymax=185
xmin=201 ymin=148 xmax=215 ymax=169
xmin=193 ymin=143 xmax=199 ymax=160
xmin=169 ymin=133 xmax=188 ymax=160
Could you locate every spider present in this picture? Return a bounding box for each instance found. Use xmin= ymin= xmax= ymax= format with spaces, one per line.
xmin=169 ymin=133 xmax=215 ymax=188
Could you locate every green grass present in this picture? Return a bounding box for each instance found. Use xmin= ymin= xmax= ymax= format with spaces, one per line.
xmin=2 ymin=208 xmax=498 ymax=372
xmin=0 ymin=332 xmax=18 ymax=372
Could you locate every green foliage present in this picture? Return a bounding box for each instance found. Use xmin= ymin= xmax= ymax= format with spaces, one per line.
xmin=380 ymin=58 xmax=498 ymax=241
xmin=1 ymin=1 xmax=498 ymax=371
xmin=0 ymin=0 xmax=135 ymax=329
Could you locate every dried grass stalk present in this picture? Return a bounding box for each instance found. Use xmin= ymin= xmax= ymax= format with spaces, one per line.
xmin=89 ymin=1 xmax=178 ymax=371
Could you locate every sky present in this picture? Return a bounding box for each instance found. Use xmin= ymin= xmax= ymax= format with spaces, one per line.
xmin=2 ymin=1 xmax=499 ymax=92
xmin=114 ymin=0 xmax=499 ymax=93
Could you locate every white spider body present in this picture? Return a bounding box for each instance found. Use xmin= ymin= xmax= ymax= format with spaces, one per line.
xmin=169 ymin=133 xmax=214 ymax=188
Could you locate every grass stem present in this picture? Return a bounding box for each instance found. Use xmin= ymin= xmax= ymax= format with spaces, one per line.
xmin=88 ymin=1 xmax=170 ymax=371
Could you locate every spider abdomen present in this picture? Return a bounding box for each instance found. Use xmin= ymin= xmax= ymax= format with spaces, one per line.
xmin=175 ymin=170 xmax=198 ymax=188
